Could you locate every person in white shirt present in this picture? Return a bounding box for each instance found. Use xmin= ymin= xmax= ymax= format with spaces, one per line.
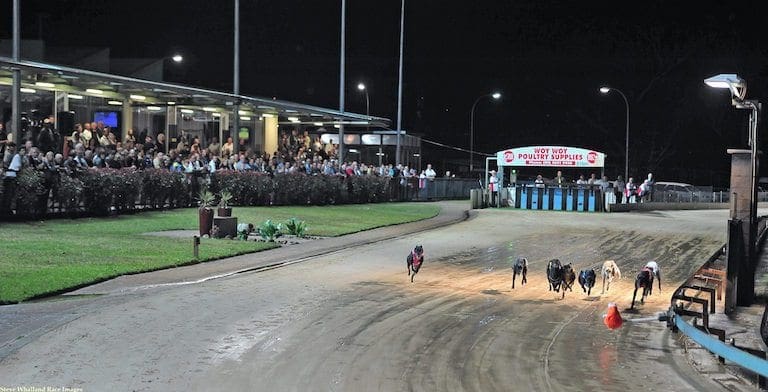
xmin=424 ymin=163 xmax=436 ymax=180
xmin=489 ymin=170 xmax=499 ymax=206
xmin=2 ymin=142 xmax=22 ymax=215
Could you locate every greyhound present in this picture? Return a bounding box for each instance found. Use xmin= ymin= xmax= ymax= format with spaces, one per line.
xmin=631 ymin=267 xmax=654 ymax=309
xmin=512 ymin=257 xmax=528 ymax=289
xmin=406 ymin=245 xmax=425 ymax=283
xmin=579 ymin=269 xmax=597 ymax=295
xmin=601 ymin=260 xmax=622 ymax=294
xmin=644 ymin=260 xmax=662 ymax=293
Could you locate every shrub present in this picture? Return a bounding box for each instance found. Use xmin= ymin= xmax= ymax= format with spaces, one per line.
xmin=15 ymin=168 xmax=47 ymax=216
xmin=307 ymin=175 xmax=341 ymax=205
xmin=81 ymin=170 xmax=116 ymax=216
xmin=197 ymin=188 xmax=216 ymax=209
xmin=142 ymin=169 xmax=179 ymax=209
xmin=285 ymin=217 xmax=308 ymax=237
xmin=258 ymin=219 xmax=283 ymax=242
xmin=218 ymin=189 xmax=233 ymax=208
xmin=273 ymin=173 xmax=307 ymax=205
xmin=213 ymin=171 xmax=272 ymax=206
xmin=113 ymin=168 xmax=142 ymax=212
xmin=168 ymin=172 xmax=191 ymax=208
xmin=56 ymin=174 xmax=84 ymax=214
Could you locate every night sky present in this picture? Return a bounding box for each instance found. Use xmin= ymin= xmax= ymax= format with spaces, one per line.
xmin=3 ymin=0 xmax=768 ymax=186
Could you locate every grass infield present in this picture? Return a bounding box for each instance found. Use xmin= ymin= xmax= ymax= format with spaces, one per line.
xmin=0 ymin=203 xmax=439 ymax=304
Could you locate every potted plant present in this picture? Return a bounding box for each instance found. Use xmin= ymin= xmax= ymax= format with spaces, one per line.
xmin=198 ymin=188 xmax=216 ymax=236
xmin=217 ymin=189 xmax=233 ymax=217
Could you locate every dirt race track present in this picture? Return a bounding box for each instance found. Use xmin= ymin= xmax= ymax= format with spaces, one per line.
xmin=0 ymin=208 xmax=739 ymax=391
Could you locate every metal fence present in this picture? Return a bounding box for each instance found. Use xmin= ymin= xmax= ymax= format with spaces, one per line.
xmin=389 ymin=177 xmax=477 ymax=202
xmin=650 ymin=188 xmax=768 ymax=203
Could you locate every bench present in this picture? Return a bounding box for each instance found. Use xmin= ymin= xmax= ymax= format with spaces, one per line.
xmin=693 ymin=268 xmax=726 ymax=300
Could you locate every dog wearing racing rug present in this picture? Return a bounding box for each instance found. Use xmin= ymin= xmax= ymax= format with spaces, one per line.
xmin=407 ymin=245 xmax=425 ymax=283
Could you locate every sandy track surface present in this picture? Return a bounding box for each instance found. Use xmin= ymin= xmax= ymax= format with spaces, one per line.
xmin=0 ymin=209 xmax=737 ymax=391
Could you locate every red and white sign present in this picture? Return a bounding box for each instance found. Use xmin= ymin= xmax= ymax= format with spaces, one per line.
xmin=496 ymin=146 xmax=606 ymax=168
xmin=502 ymin=149 xmax=515 ymax=164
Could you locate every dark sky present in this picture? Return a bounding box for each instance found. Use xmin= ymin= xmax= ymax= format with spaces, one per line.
xmin=3 ymin=0 xmax=768 ymax=185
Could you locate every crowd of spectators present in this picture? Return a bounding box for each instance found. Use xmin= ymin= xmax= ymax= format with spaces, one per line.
xmin=0 ymin=118 xmax=438 ymax=215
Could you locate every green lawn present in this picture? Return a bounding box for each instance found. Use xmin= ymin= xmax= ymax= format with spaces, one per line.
xmin=0 ymin=203 xmax=439 ymax=304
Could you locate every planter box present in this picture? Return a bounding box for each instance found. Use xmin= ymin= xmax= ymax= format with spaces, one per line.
xmin=199 ymin=208 xmax=214 ymax=236
xmin=213 ymin=216 xmax=238 ymax=238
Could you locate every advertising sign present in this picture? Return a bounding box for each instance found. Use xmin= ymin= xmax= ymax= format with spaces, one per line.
xmin=496 ymin=146 xmax=605 ymax=167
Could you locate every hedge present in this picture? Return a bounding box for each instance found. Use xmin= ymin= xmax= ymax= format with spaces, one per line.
xmin=1 ymin=169 xmax=396 ymax=218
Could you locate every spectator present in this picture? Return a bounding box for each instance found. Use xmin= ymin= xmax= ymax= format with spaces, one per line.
xmin=143 ymin=135 xmax=156 ymax=153
xmin=553 ymin=170 xmax=566 ymax=187
xmin=190 ymin=137 xmax=201 ymax=155
xmin=614 ymin=175 xmax=626 ymax=203
xmin=2 ymin=142 xmax=22 ymax=215
xmin=155 ymin=133 xmax=167 ymax=155
xmin=124 ymin=127 xmax=137 ymax=145
xmin=234 ymin=154 xmax=251 ymax=171
xmin=598 ymin=175 xmax=610 ymax=192
xmin=645 ymin=172 xmax=655 ymax=202
xmin=208 ymin=137 xmax=220 ymax=157
xmin=0 ymin=123 xmax=7 ymax=156
xmin=489 ymin=170 xmax=499 ymax=205
xmin=37 ymin=117 xmax=57 ymax=154
xmin=82 ymin=123 xmax=94 ymax=149
xmin=424 ymin=163 xmax=436 ymax=181
xmin=625 ymin=177 xmax=637 ymax=203
xmin=137 ymin=128 xmax=148 ymax=146
xmin=222 ymin=137 xmax=234 ymax=157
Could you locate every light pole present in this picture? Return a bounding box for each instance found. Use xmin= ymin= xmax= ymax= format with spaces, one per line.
xmin=11 ymin=0 xmax=20 ymax=142
xmin=357 ymin=83 xmax=370 ymax=118
xmin=705 ymin=73 xmax=760 ymax=308
xmin=600 ymin=86 xmax=630 ymax=181
xmin=339 ymin=0 xmax=346 ymax=164
xmin=232 ymin=0 xmax=240 ymax=154
xmin=395 ymin=0 xmax=405 ymax=166
xmin=469 ymin=92 xmax=501 ymax=173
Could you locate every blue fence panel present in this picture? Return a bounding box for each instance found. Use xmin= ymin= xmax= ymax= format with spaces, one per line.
xmin=588 ymin=189 xmax=596 ymax=212
xmin=553 ymin=188 xmax=563 ymax=211
xmin=576 ymin=189 xmax=585 ymax=211
xmin=542 ymin=188 xmax=550 ymax=210
xmin=531 ymin=188 xmax=540 ymax=210
xmin=520 ymin=187 xmax=528 ymax=209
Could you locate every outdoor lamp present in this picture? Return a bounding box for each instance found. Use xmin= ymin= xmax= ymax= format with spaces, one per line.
xmin=704 ymin=74 xmax=747 ymax=104
xmin=492 ymin=92 xmax=501 ymax=99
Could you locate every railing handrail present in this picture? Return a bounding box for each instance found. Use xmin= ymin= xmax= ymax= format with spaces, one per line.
xmin=673 ymin=313 xmax=768 ymax=378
